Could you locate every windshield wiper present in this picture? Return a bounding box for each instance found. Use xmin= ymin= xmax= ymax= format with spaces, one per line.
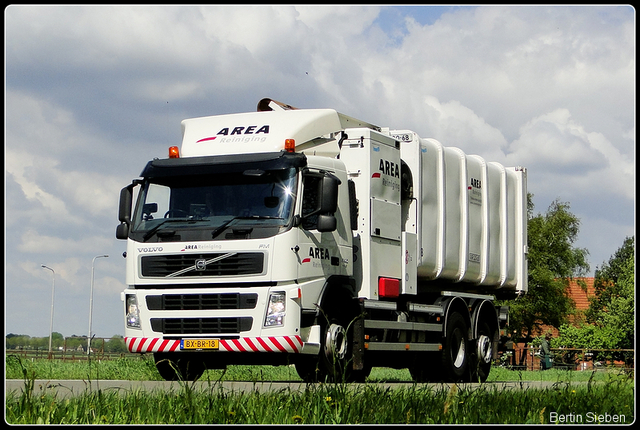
xmin=211 ymin=216 xmax=284 ymax=240
xmin=142 ymin=218 xmax=207 ymax=242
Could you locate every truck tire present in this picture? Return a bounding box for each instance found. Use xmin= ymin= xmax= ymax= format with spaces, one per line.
xmin=154 ymin=353 xmax=205 ymax=381
xmin=294 ymin=318 xmax=351 ymax=382
xmin=320 ymin=316 xmax=370 ymax=382
xmin=442 ymin=312 xmax=469 ymax=382
xmin=322 ymin=320 xmax=349 ymax=375
xmin=298 ymin=290 xmax=362 ymax=383
xmin=474 ymin=322 xmax=494 ymax=383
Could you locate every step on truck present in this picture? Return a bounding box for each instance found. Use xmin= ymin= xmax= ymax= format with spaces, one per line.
xmin=116 ymin=98 xmax=527 ymax=382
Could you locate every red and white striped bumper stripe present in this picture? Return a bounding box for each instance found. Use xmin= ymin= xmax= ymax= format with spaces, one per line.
xmin=125 ymin=336 xmax=303 ymax=353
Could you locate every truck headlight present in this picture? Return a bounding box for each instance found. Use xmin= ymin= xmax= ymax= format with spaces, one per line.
xmin=126 ymin=294 xmax=141 ymax=329
xmin=264 ymin=292 xmax=286 ymax=327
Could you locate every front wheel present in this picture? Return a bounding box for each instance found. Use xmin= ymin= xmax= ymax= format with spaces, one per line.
xmin=294 ymin=320 xmax=351 ymax=382
xmin=153 ymin=353 xmax=205 ymax=381
xmin=320 ymin=320 xmax=351 ymax=381
xmin=297 ymin=294 xmax=361 ymax=383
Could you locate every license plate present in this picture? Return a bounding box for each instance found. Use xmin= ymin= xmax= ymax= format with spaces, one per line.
xmin=181 ymin=339 xmax=219 ymax=350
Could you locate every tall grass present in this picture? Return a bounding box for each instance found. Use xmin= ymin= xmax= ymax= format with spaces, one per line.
xmin=5 ymin=354 xmax=635 ymax=424
xmin=6 ymin=373 xmax=634 ymax=424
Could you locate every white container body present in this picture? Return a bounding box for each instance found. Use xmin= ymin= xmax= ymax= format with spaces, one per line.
xmin=392 ymin=131 xmax=527 ymax=294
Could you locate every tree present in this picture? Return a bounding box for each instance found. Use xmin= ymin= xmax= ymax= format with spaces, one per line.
xmin=586 ymin=236 xmax=634 ymax=327
xmin=51 ymin=332 xmax=64 ymax=349
xmin=501 ymin=196 xmax=590 ymax=344
xmin=559 ymin=237 xmax=635 ymax=363
xmin=105 ymin=335 xmax=128 ymax=353
xmin=5 ymin=334 xmax=31 ymax=350
xmin=64 ymin=336 xmax=86 ymax=352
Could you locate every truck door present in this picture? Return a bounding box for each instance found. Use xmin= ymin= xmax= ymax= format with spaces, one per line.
xmin=296 ymin=170 xmax=348 ymax=282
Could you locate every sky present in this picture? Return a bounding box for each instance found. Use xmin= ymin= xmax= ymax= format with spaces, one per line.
xmin=4 ymin=5 xmax=635 ymax=339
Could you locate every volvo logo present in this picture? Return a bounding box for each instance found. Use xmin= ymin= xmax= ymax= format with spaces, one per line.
xmin=195 ymin=259 xmax=207 ymax=271
xmin=165 ymin=252 xmax=237 ymax=278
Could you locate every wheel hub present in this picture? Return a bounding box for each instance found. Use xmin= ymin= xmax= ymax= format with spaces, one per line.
xmin=453 ymin=336 xmax=466 ymax=368
xmin=324 ymin=323 xmax=347 ymax=361
xmin=477 ymin=334 xmax=492 ymax=364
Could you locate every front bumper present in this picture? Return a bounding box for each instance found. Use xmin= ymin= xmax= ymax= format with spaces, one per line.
xmin=125 ymin=335 xmax=304 ymax=354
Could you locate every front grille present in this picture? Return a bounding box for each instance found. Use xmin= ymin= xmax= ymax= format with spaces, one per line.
xmin=150 ymin=317 xmax=253 ymax=335
xmin=141 ymin=252 xmax=264 ymax=277
xmin=146 ymin=293 xmax=257 ymax=310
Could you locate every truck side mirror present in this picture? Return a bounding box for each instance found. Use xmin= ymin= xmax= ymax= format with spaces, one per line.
xmin=116 ymin=183 xmax=137 ymax=240
xmin=317 ymin=214 xmax=337 ymax=232
xmin=318 ymin=175 xmax=339 ymax=214
xmin=118 ymin=185 xmax=133 ymax=223
xmin=296 ymin=172 xmax=341 ymax=232
xmin=316 ymin=175 xmax=340 ymax=232
xmin=116 ymin=223 xmax=129 ymax=240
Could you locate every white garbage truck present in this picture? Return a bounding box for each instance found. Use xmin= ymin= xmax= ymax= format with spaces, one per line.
xmin=116 ymin=98 xmax=527 ymax=382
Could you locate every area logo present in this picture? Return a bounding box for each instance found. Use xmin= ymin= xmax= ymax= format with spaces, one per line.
xmin=301 ymin=247 xmax=332 ymax=263
xmin=468 ymin=178 xmax=482 ymax=190
xmin=196 ymin=125 xmax=271 ymax=143
xmin=372 ymin=158 xmax=400 ymax=178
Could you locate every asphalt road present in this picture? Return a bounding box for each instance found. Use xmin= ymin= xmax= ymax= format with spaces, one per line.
xmin=6 ymin=379 xmax=579 ymax=399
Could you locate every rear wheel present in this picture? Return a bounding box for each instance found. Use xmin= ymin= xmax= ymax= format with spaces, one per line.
xmin=473 ymin=322 xmax=495 ymax=382
xmin=153 ymin=353 xmax=206 ymax=381
xmin=442 ymin=312 xmax=469 ymax=382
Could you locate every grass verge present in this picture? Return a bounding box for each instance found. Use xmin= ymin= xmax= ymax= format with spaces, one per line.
xmin=5 ymin=355 xmax=635 ymax=424
xmin=6 ymin=374 xmax=634 ymax=424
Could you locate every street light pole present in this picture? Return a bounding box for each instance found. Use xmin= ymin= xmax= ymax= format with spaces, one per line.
xmin=88 ymin=255 xmax=109 ymax=355
xmin=41 ymin=265 xmax=55 ymax=359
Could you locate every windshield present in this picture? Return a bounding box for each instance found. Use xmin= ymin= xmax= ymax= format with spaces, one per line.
xmin=131 ymin=167 xmax=297 ymax=242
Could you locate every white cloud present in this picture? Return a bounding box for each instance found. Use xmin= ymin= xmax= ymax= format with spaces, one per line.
xmin=508 ymin=108 xmax=634 ymax=200
xmin=509 ymin=109 xmax=601 ymax=167
xmin=6 ymin=149 xmax=123 ymax=231
xmin=359 ymin=6 xmax=634 ymax=146
xmin=295 ymin=5 xmax=380 ymax=34
xmin=57 ymin=171 xmax=123 ymax=217
xmin=94 ymin=275 xmax=126 ymax=297
xmin=8 ymin=6 xmax=198 ymax=70
xmin=6 ymin=150 xmax=77 ymax=225
xmin=420 ymin=96 xmax=509 ymax=161
xmin=18 ymin=230 xmax=113 ymax=255
xmin=201 ymin=6 xmax=303 ymax=55
xmin=19 ymin=257 xmax=83 ymax=294
xmin=5 ymin=91 xmax=78 ymax=152
xmin=5 ymin=91 xmax=125 ymax=227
